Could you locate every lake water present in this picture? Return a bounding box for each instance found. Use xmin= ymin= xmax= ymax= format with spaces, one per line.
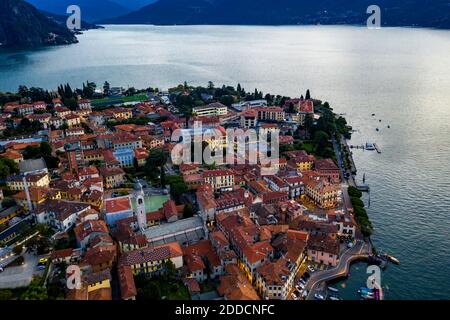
xmin=1 ymin=25 xmax=449 ymax=300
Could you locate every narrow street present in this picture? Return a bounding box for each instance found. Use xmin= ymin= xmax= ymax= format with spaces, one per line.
xmin=305 ymin=240 xmax=370 ymax=300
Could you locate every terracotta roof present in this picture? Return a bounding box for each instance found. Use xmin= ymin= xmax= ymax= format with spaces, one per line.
xmin=74 ymin=220 xmax=109 ymax=243
xmin=119 ymin=242 xmax=182 ymax=266
xmin=104 ymin=197 xmax=131 ymax=213
xmin=118 ymin=265 xmax=137 ymax=300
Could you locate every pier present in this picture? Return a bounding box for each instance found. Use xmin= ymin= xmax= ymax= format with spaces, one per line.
xmin=373 ymin=143 xmax=381 ymax=153
xmin=356 ymin=184 xmax=370 ymax=192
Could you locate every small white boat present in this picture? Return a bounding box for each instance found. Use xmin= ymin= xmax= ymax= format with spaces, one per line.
xmin=329 ymin=296 xmax=341 ymax=301
xmin=365 ymin=142 xmax=376 ymax=150
xmin=328 ymin=287 xmax=339 ymax=293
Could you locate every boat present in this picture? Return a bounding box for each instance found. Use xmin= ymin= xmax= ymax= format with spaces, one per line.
xmin=358 ymin=287 xmax=375 ymax=299
xmin=387 ymin=125 xmax=390 ymax=128
xmin=328 ymin=287 xmax=339 ymax=293
xmin=358 ymin=287 xmax=373 ymax=294
xmin=384 ymin=254 xmax=400 ymax=265
xmin=379 ymin=119 xmax=382 ymax=122
xmin=371 ymin=113 xmax=375 ymax=116
xmin=365 ymin=142 xmax=375 ymax=150
xmin=329 ymin=296 xmax=341 ymax=301
xmin=376 ymin=128 xmax=379 ymax=132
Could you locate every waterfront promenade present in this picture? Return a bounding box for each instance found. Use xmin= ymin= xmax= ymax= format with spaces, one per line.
xmin=306 ymin=240 xmax=371 ymax=300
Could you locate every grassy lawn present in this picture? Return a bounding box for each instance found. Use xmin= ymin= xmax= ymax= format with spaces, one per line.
xmin=300 ymin=142 xmax=315 ymax=154
xmin=91 ymin=94 xmax=148 ymax=107
xmin=135 ymin=275 xmax=190 ymax=300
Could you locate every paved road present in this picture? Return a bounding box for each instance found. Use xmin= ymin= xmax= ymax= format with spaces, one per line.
xmin=306 ymin=240 xmax=370 ymax=300
xmin=0 ymin=253 xmax=39 ymax=289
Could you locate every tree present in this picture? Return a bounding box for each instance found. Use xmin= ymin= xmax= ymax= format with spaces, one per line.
xmin=0 ymin=290 xmax=13 ymax=300
xmin=39 ymin=142 xmax=52 ymax=157
xmin=183 ymin=203 xmax=194 ymax=218
xmin=305 ymin=89 xmax=311 ymax=100
xmin=144 ymin=149 xmax=168 ymax=186
xmin=19 ymin=277 xmax=48 ymax=300
xmin=0 ymin=157 xmax=19 ymax=180
xmin=348 ymin=186 xmax=362 ymax=198
xmin=103 ymin=81 xmax=110 ymax=96
xmin=313 ymin=130 xmax=330 ymax=155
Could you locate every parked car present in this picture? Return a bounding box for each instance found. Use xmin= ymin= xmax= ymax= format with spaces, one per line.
xmin=314 ymin=293 xmax=325 ymax=300
xmin=302 ymin=290 xmax=309 ymax=298
xmin=307 ymin=265 xmax=316 ymax=273
xmin=39 ymin=258 xmax=48 ymax=264
xmin=291 ymin=292 xmax=299 ymax=300
xmin=0 ymin=267 xmax=4 ymax=272
xmin=37 ymin=265 xmax=46 ymax=270
xmin=297 ymin=283 xmax=305 ymax=290
xmin=299 ymin=279 xmax=307 ymax=285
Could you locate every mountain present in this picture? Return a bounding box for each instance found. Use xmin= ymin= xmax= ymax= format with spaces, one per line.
xmin=0 ymin=0 xmax=78 ymax=48
xmin=100 ymin=0 xmax=450 ymax=29
xmin=25 ymin=0 xmax=131 ymax=22
xmin=41 ymin=11 xmax=103 ymax=31
xmin=109 ymin=0 xmax=157 ymax=11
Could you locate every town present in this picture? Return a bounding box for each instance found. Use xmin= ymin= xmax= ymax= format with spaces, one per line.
xmin=0 ymin=81 xmax=373 ymax=301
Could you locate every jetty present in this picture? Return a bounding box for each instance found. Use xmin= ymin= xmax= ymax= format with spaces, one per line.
xmin=373 ymin=143 xmax=381 ymax=153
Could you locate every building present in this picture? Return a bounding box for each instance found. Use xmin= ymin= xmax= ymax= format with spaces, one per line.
xmin=99 ymin=167 xmax=126 ymax=189
xmin=193 ymin=102 xmax=228 ymax=117
xmin=6 ymin=172 xmax=50 ymax=191
xmin=256 ymin=107 xmax=285 ymax=122
xmin=304 ymin=176 xmax=341 ymax=209
xmin=240 ymin=109 xmax=258 ymax=129
xmin=315 ymin=158 xmax=341 ymax=182
xmin=118 ymin=265 xmax=137 ymax=300
xmin=113 ymin=148 xmax=134 ymax=168
xmin=0 ymin=206 xmax=20 ymax=226
xmin=118 ymin=242 xmax=183 ymax=276
xmin=307 ymin=235 xmax=340 ymax=266
xmin=33 ymin=200 xmax=91 ymax=232
xmin=203 ymin=169 xmax=235 ymax=192
xmin=143 ymin=216 xmax=206 ymax=246
xmin=286 ymin=150 xmax=315 ymax=172
xmin=103 ymin=196 xmax=134 ymax=227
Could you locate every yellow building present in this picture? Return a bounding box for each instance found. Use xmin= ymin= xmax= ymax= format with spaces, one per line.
xmin=6 ymin=173 xmax=50 ymax=191
xmin=304 ymin=176 xmax=340 ymax=209
xmin=203 ymin=169 xmax=235 ymax=192
xmin=13 ymin=187 xmax=61 ymax=211
xmin=118 ymin=242 xmax=183 ymax=276
xmin=0 ymin=206 xmax=20 ymax=225
xmin=84 ymin=269 xmax=112 ymax=293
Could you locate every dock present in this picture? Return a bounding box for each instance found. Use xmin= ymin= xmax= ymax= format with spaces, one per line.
xmin=373 ymin=143 xmax=381 ymax=153
xmin=356 ymin=184 xmax=370 ymax=192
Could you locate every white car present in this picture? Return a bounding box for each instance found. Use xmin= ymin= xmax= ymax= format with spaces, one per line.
xmin=314 ymin=293 xmax=325 ymax=300
xmin=0 ymin=267 xmax=4 ymax=272
xmin=299 ymin=279 xmax=307 ymax=285
xmin=297 ymin=283 xmax=305 ymax=290
xmin=291 ymin=292 xmax=299 ymax=300
xmin=307 ymin=265 xmax=316 ymax=273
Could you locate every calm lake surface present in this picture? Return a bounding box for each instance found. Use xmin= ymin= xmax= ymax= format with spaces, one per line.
xmin=1 ymin=25 xmax=449 ymax=299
